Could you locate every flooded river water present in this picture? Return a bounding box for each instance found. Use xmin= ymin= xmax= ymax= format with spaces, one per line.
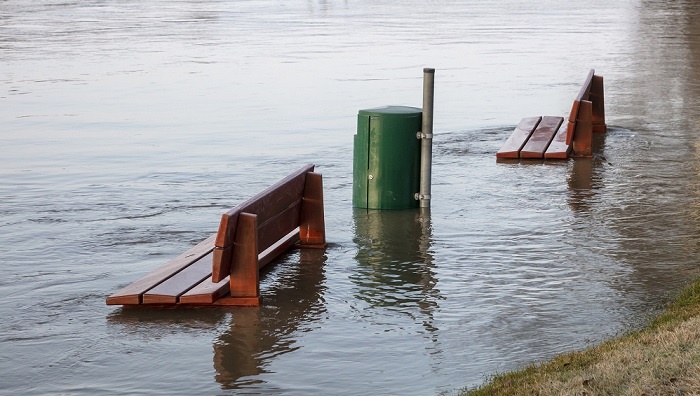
xmin=2 ymin=0 xmax=700 ymax=394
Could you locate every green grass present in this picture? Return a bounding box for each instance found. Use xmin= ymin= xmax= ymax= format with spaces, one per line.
xmin=461 ymin=278 xmax=700 ymax=395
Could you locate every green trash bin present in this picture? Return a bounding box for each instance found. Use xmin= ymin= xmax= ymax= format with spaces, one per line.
xmin=353 ymin=106 xmax=422 ymax=210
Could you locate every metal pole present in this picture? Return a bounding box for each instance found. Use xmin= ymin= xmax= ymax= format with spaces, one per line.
xmin=419 ymin=68 xmax=435 ymax=208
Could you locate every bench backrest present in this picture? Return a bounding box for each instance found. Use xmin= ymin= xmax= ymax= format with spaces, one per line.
xmin=211 ymin=164 xmax=323 ymax=283
xmin=565 ymin=69 xmax=595 ymax=145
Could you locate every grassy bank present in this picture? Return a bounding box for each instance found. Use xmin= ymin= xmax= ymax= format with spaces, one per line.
xmin=462 ymin=278 xmax=700 ymax=395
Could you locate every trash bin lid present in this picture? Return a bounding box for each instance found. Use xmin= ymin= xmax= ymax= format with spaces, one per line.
xmin=358 ymin=106 xmax=422 ymax=117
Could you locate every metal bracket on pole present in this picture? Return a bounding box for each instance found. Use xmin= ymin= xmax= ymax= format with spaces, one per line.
xmin=416 ymin=131 xmax=433 ymax=139
xmin=414 ymin=193 xmax=432 ymax=201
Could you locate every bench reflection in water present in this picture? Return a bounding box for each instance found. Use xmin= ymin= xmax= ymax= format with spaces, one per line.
xmin=213 ymin=248 xmax=328 ymax=388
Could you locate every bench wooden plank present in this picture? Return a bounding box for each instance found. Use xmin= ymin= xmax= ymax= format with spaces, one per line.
xmin=141 ymin=251 xmax=214 ymax=304
xmin=520 ymin=116 xmax=564 ymax=159
xmin=544 ymin=122 xmax=571 ymax=159
xmin=179 ymin=275 xmax=230 ymax=304
xmin=106 ymin=233 xmax=216 ymax=305
xmin=258 ymin=228 xmax=301 ymax=269
xmin=256 ymin=198 xmax=302 ymax=254
xmin=565 ymin=109 xmax=578 ymax=145
xmin=496 ymin=117 xmax=542 ymax=159
xmin=575 ymin=69 xmax=595 ymax=101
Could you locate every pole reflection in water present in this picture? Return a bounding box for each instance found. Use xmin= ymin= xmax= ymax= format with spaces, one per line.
xmin=212 ymin=248 xmax=328 ymax=390
xmin=352 ymin=208 xmax=440 ymax=335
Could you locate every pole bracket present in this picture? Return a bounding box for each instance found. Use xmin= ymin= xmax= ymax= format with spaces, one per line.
xmin=414 ymin=193 xmax=432 ymax=201
xmin=416 ymin=131 xmax=433 ymax=139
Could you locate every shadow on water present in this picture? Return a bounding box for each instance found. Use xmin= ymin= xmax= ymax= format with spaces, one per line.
xmin=351 ymin=208 xmax=440 ymax=335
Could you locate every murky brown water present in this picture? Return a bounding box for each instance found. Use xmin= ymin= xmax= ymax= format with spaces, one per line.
xmin=2 ymin=0 xmax=700 ymax=394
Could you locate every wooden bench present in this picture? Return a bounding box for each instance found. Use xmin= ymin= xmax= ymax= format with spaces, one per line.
xmin=106 ymin=164 xmax=326 ymax=307
xmin=496 ymin=69 xmax=606 ymax=160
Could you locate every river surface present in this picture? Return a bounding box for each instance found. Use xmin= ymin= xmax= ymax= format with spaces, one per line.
xmin=2 ymin=0 xmax=700 ymax=394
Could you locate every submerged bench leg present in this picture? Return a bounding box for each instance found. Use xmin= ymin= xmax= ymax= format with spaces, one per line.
xmin=572 ymin=100 xmax=593 ymax=158
xmin=229 ymin=212 xmax=260 ymax=302
xmin=299 ymin=172 xmax=326 ymax=248
xmin=591 ymin=75 xmax=606 ymax=133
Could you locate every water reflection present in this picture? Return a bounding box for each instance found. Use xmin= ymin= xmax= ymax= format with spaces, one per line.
xmin=213 ymin=248 xmax=328 ymax=390
xmin=8 ymin=0 xmax=700 ymax=394
xmin=566 ymin=132 xmax=607 ymax=214
xmin=352 ymin=208 xmax=440 ymax=334
xmin=106 ymin=307 xmax=229 ymax=338
xmin=600 ymin=0 xmax=700 ymax=298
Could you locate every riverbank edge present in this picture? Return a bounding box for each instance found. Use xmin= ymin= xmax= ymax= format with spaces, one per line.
xmin=460 ymin=277 xmax=700 ymax=395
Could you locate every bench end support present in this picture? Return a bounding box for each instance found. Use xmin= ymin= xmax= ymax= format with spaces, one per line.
xmin=229 ymin=212 xmax=260 ymax=299
xmin=572 ymin=100 xmax=593 ymax=158
xmin=299 ymin=172 xmax=327 ymax=248
xmin=591 ymin=74 xmax=606 ymax=133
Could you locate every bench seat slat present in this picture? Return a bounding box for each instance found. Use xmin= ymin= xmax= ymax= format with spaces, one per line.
xmin=179 ymin=275 xmax=230 ymax=304
xmin=142 ymin=251 xmax=214 ymax=304
xmin=544 ymin=122 xmax=571 ymax=159
xmin=258 ymin=228 xmax=301 ymax=269
xmin=496 ymin=117 xmax=541 ymax=159
xmin=106 ymin=233 xmax=216 ymax=305
xmin=520 ymin=116 xmax=564 ymax=159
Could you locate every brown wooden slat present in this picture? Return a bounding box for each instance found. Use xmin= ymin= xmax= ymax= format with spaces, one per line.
xmin=256 ymin=199 xmax=302 ymax=253
xmin=520 ymin=116 xmax=564 ymax=159
xmin=258 ymin=228 xmax=300 ymax=269
xmin=239 ymin=173 xmax=307 ymax=229
xmin=142 ymin=251 xmax=214 ymax=304
xmin=179 ymin=275 xmax=230 ymax=304
xmin=544 ymin=122 xmax=571 ymax=159
xmin=496 ymin=117 xmax=541 ymax=159
xmin=106 ymin=233 xmax=216 ymax=305
xmin=575 ymin=69 xmax=595 ymax=101
xmin=211 ymin=245 xmax=233 ymax=283
xmin=567 ymin=99 xmax=580 ymax=124
xmin=214 ymin=214 xmax=238 ymax=253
